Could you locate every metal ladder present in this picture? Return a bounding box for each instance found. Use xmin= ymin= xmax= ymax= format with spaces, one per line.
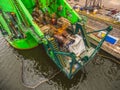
xmin=49 ymin=38 xmax=66 ymax=67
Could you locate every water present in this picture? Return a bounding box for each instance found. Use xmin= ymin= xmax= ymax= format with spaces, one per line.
xmin=0 ymin=34 xmax=120 ymax=90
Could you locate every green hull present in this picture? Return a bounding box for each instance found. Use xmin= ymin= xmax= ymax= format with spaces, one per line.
xmin=0 ymin=0 xmax=43 ymax=49
xmin=0 ymin=0 xmax=80 ymax=49
xmin=7 ymin=33 xmax=38 ymax=50
xmin=0 ymin=0 xmax=112 ymax=79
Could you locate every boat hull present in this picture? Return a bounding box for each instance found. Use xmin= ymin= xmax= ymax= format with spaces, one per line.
xmin=6 ymin=33 xmax=39 ymax=50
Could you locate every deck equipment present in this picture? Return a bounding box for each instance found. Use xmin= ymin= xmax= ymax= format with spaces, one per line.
xmin=0 ymin=0 xmax=112 ymax=79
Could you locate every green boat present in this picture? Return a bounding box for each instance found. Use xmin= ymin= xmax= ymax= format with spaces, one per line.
xmin=0 ymin=0 xmax=112 ymax=79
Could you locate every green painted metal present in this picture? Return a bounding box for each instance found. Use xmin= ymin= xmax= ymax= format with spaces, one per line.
xmin=7 ymin=33 xmax=39 ymax=50
xmin=0 ymin=12 xmax=39 ymax=49
xmin=0 ymin=0 xmax=16 ymax=12
xmin=86 ymin=26 xmax=113 ymax=61
xmin=75 ymin=23 xmax=91 ymax=47
xmin=0 ymin=0 xmax=44 ymax=49
xmin=0 ymin=0 xmax=112 ymax=79
xmin=0 ymin=13 xmax=12 ymax=35
xmin=21 ymin=0 xmax=35 ymax=13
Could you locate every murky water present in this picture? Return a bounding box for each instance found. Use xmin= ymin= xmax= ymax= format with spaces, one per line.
xmin=0 ymin=33 xmax=120 ymax=90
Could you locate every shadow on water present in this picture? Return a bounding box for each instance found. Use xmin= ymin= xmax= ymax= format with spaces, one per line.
xmin=16 ymin=45 xmax=59 ymax=76
xmin=51 ymin=70 xmax=87 ymax=90
xmin=1 ymin=33 xmax=120 ymax=90
xmin=0 ymin=31 xmax=120 ymax=90
xmin=16 ymin=45 xmax=87 ymax=89
xmin=15 ymin=45 xmax=120 ymax=90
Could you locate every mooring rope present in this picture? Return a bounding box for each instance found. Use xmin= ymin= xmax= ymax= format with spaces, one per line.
xmin=21 ymin=60 xmax=61 ymax=89
xmin=97 ymin=53 xmax=120 ymax=65
xmin=20 ymin=53 xmax=119 ymax=89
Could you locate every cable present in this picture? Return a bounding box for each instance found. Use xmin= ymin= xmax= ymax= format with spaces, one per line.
xmin=21 ymin=60 xmax=61 ymax=89
xmin=97 ymin=53 xmax=120 ymax=65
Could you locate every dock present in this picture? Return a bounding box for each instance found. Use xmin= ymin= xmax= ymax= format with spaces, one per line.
xmin=68 ymin=0 xmax=120 ymax=59
xmin=86 ymin=18 xmax=120 ymax=59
